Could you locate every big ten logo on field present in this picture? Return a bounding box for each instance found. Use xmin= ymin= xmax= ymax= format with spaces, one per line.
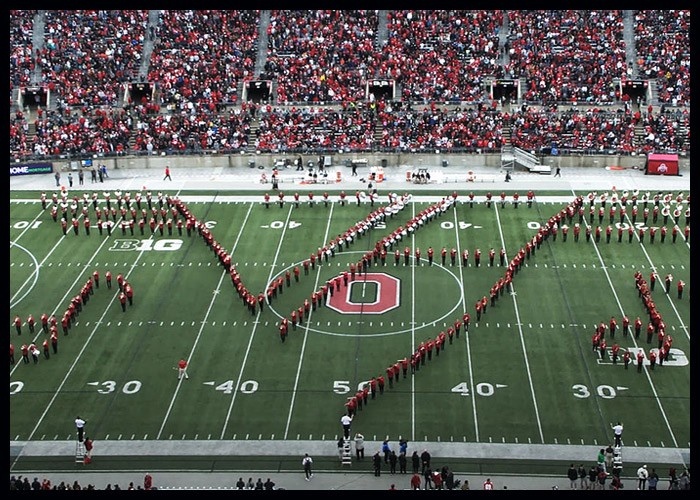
xmin=327 ymin=273 xmax=401 ymax=314
xmin=108 ymin=239 xmax=183 ymax=251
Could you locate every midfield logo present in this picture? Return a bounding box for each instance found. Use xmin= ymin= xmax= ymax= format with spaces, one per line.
xmin=327 ymin=273 xmax=400 ymax=314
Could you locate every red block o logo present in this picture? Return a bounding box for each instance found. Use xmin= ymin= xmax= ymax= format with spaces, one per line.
xmin=327 ymin=272 xmax=400 ymax=314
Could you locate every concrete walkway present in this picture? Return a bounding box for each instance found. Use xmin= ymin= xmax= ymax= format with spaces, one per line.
xmin=9 ymin=437 xmax=689 ymax=491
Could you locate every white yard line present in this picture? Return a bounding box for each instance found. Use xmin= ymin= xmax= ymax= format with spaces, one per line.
xmin=409 ymin=202 xmax=417 ymax=441
xmin=158 ymin=202 xmax=255 ymax=439
xmin=218 ymin=203 xmax=292 ymax=439
xmin=284 ymin=203 xmax=336 ymax=439
xmin=493 ymin=203 xmax=546 ymax=443
xmin=453 ymin=206 xmax=478 ymax=441
xmin=18 ymin=213 xmax=145 ymax=448
xmin=580 ymin=211 xmax=682 ymax=448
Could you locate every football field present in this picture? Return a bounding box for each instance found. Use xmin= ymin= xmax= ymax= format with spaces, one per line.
xmin=10 ymin=187 xmax=690 ymax=458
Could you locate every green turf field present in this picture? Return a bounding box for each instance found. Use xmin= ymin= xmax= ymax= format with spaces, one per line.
xmin=10 ymin=188 xmax=690 ymax=452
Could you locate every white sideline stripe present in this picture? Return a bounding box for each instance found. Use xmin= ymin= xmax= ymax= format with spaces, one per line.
xmin=13 ymin=195 xmax=583 ymax=204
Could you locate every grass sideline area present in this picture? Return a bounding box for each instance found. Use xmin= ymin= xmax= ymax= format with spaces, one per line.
xmin=10 ymin=185 xmax=690 ymax=481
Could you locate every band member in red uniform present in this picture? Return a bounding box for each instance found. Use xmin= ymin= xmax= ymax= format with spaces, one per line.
xmin=677 ymin=280 xmax=685 ymax=299
xmin=622 ymin=315 xmax=630 ymax=337
xmin=462 ymin=249 xmax=469 ymax=267
xmin=427 ymin=247 xmax=434 ymax=266
xmin=26 ymin=314 xmax=35 ymax=334
xmin=61 ymin=314 xmax=70 ymax=335
xmin=20 ymin=344 xmax=29 ymax=364
xmin=426 ymin=338 xmax=435 ymax=361
xmin=609 ymin=317 xmax=617 ymax=338
xmin=634 ymin=316 xmax=642 ymax=339
xmin=441 ymin=247 xmax=447 ymax=266
xmin=290 ymin=309 xmax=298 ymax=331
xmin=611 ymin=343 xmax=620 ymax=364
xmin=598 ymin=338 xmax=608 ymax=360
xmin=395 ymin=357 xmax=407 ymax=379
xmin=461 ymin=313 xmax=470 ymax=336
xmin=474 ymin=248 xmax=481 ymax=267
xmin=646 ymin=321 xmax=655 ymax=344
xmin=124 ymin=283 xmax=134 ymax=306
xmin=622 ymin=350 xmax=631 ymax=369
xmin=377 ymin=375 xmax=385 ymax=395
xmin=450 ymin=248 xmax=457 ymax=266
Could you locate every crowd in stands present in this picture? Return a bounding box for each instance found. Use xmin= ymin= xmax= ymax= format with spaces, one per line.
xmin=266 ymin=10 xmax=379 ymax=104
xmin=9 ymin=10 xmax=36 ymax=90
xmin=9 ymin=10 xmax=691 ymax=162
xmin=381 ymin=10 xmax=504 ymax=103
xmin=148 ymin=10 xmax=260 ymax=110
xmin=37 ymin=10 xmax=148 ymax=108
xmin=377 ymin=105 xmax=504 ymax=151
xmin=506 ymin=11 xmax=627 ymax=105
xmin=254 ymin=106 xmax=376 ymax=152
xmin=633 ymin=10 xmax=690 ymax=107
xmin=9 ymin=475 xmax=156 ymax=491
xmin=509 ymin=106 xmax=689 ymax=154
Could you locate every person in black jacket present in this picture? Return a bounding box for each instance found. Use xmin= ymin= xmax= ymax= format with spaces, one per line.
xmin=372 ymin=452 xmax=382 ymax=476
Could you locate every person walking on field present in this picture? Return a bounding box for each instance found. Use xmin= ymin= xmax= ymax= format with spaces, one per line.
xmin=302 ymin=453 xmax=313 ymax=481
xmin=164 ymin=166 xmax=172 ymax=181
